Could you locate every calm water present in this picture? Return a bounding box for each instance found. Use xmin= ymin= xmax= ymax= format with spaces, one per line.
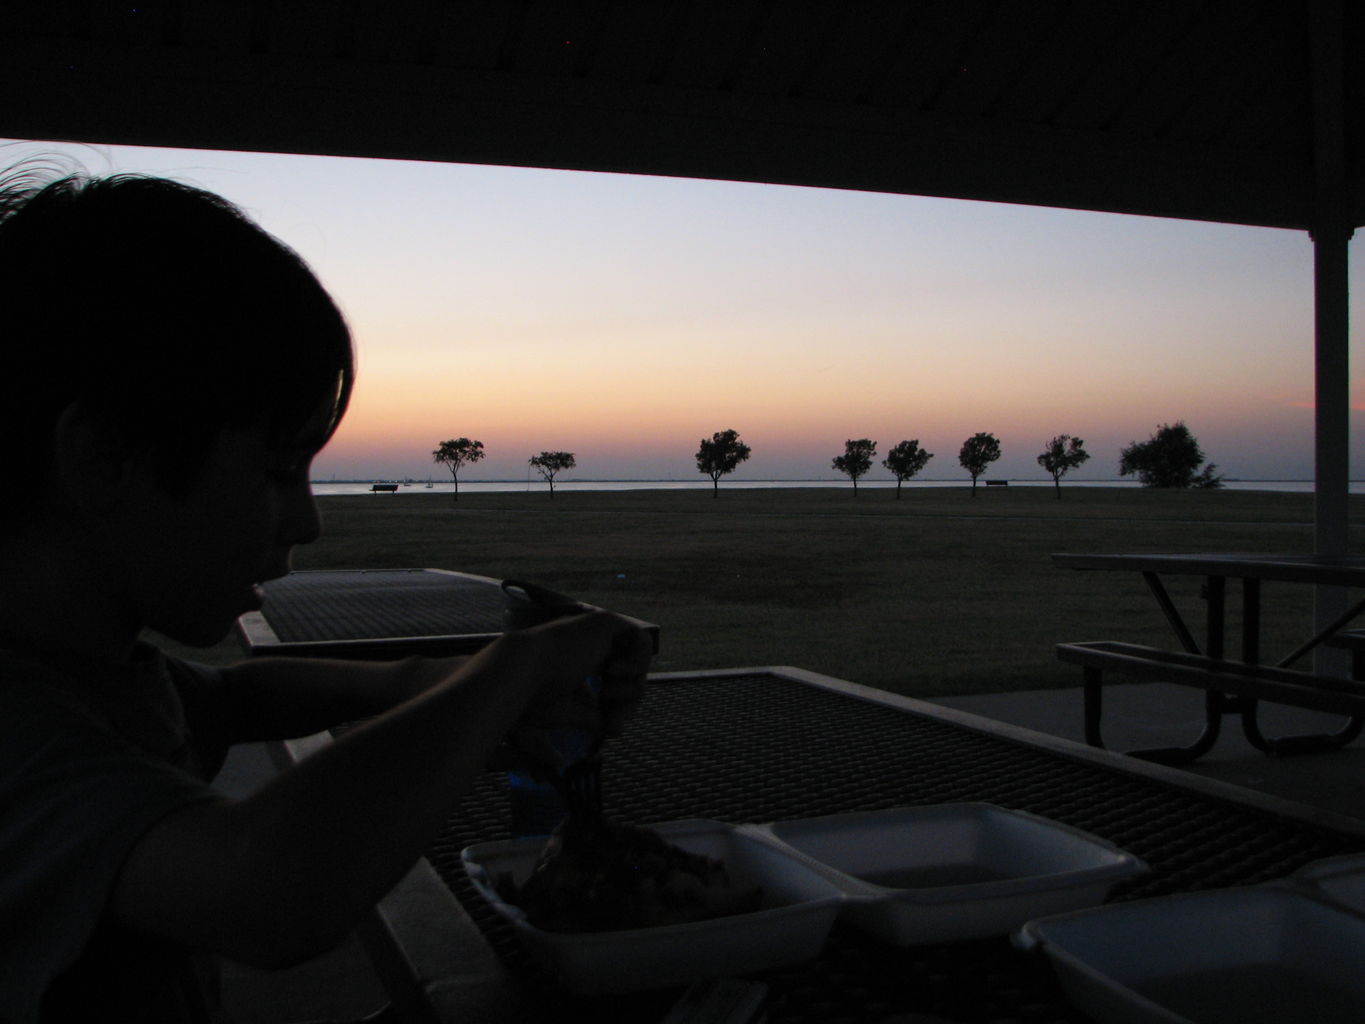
xmin=311 ymin=478 xmax=1360 ymax=497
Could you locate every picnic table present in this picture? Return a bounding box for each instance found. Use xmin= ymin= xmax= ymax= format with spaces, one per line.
xmin=277 ymin=666 xmax=1365 ymax=1024
xmin=1051 ymin=552 xmax=1365 ymax=762
xmin=235 ymin=568 xmax=658 ymax=660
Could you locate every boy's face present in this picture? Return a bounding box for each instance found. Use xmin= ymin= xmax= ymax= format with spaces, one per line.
xmin=119 ymin=406 xmax=329 ymax=648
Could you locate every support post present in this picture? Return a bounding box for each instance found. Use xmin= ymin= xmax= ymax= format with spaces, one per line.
xmin=1313 ymin=227 xmax=1350 ymax=563
xmin=1309 ymin=0 xmax=1353 ymax=674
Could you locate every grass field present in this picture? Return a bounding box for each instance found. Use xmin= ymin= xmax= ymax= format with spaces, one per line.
xmin=179 ymin=484 xmax=1358 ymax=700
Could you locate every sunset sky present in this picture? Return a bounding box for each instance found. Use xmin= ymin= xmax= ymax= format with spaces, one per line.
xmin=6 ymin=136 xmax=1362 ymax=482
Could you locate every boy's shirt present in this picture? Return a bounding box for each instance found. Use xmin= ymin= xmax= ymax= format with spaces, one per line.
xmin=0 ymin=644 xmax=232 ymax=1024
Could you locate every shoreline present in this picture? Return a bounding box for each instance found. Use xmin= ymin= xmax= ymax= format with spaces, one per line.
xmin=311 ymin=478 xmax=1353 ymax=496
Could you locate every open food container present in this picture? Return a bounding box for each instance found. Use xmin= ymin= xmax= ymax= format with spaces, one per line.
xmin=462 ymin=804 xmax=1147 ymax=992
xmin=1015 ymin=856 xmax=1365 ymax=1024
xmin=1289 ymin=850 xmax=1365 ymax=910
xmin=461 ymin=818 xmax=846 ymax=993
xmin=741 ymin=803 xmax=1149 ymax=944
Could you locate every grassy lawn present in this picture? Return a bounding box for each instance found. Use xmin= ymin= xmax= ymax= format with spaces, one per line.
xmin=176 ymin=484 xmax=1358 ymax=700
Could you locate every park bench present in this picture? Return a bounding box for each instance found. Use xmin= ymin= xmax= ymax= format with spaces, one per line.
xmin=985 ymin=479 xmax=1008 ymax=487
xmin=370 ymin=483 xmax=399 ymax=493
xmin=1055 ymin=640 xmax=1365 ymax=761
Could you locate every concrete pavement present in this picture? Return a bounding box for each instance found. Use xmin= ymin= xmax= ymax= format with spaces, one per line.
xmin=927 ymin=682 xmax=1365 ymax=821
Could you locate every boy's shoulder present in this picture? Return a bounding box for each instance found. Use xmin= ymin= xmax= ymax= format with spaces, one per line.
xmin=0 ymin=646 xmax=222 ymax=1024
xmin=0 ymin=644 xmax=220 ymax=875
xmin=0 ymin=643 xmax=224 ymax=780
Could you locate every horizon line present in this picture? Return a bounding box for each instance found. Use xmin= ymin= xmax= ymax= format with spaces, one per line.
xmin=314 ymin=476 xmax=1332 ymax=484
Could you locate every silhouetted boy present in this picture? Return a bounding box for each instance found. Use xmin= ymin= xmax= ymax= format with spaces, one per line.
xmin=0 ymin=171 xmax=649 ymax=1023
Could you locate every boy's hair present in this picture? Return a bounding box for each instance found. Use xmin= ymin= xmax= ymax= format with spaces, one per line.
xmin=0 ymin=170 xmax=354 ymax=510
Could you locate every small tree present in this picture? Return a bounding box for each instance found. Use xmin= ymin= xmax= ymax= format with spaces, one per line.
xmin=959 ymin=432 xmax=1001 ymax=496
xmin=833 ymin=439 xmax=877 ymax=495
xmin=882 ymin=440 xmax=933 ymax=499
xmin=695 ymin=429 xmax=752 ymax=498
xmin=1037 ymin=434 xmax=1091 ymax=499
xmin=432 ymin=437 xmax=485 ymax=503
xmin=529 ymin=451 xmax=576 ymax=497
xmin=1119 ymin=422 xmax=1224 ymax=489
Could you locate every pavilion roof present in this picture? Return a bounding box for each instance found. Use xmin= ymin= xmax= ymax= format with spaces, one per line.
xmin=2 ymin=0 xmax=1359 ymax=232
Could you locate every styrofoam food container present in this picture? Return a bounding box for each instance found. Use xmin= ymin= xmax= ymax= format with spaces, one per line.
xmin=461 ymin=819 xmax=846 ymax=993
xmin=741 ymin=803 xmax=1148 ymax=944
xmin=1014 ymin=884 xmax=1365 ymax=1024
xmin=1290 ymin=851 xmax=1365 ymax=912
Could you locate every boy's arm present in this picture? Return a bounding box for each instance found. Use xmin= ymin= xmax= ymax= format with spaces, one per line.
xmin=111 ymin=612 xmax=651 ymax=968
xmin=211 ymin=654 xmax=472 ymax=742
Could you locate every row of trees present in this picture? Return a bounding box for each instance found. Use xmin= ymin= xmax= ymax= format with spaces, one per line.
xmin=432 ymin=438 xmax=577 ymax=501
xmin=824 ymin=433 xmax=1011 ymax=497
xmin=697 ymin=422 xmax=1222 ymax=497
xmin=432 ymin=422 xmax=1223 ymax=503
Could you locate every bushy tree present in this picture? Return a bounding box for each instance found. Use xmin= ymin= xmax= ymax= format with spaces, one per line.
xmin=1119 ymin=422 xmax=1223 ymax=489
xmin=432 ymin=437 xmax=485 ymax=502
xmin=695 ymin=429 xmax=752 ymax=498
xmin=958 ymin=432 xmax=1001 ymax=495
xmin=833 ymin=439 xmax=877 ymax=494
xmin=1037 ymin=434 xmax=1090 ymax=499
xmin=883 ymin=440 xmax=933 ymax=499
xmin=529 ymin=450 xmax=576 ymax=497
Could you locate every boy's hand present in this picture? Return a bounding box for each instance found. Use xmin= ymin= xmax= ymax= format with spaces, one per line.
xmin=598 ymin=627 xmax=651 ymax=736
xmin=486 ymin=612 xmax=652 ymax=770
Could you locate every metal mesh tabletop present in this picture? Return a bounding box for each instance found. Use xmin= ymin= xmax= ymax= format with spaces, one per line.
xmin=240 ymin=569 xmax=658 ymax=661
xmin=258 ymin=569 xmax=505 ymax=643
xmin=422 ymin=670 xmax=1365 ymax=1024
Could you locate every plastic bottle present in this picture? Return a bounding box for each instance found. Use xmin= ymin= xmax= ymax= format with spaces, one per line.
xmin=501 ymin=580 xmax=600 ymax=837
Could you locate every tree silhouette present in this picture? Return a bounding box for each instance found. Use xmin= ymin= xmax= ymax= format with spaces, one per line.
xmin=695 ymin=429 xmax=752 ymax=498
xmin=883 ymin=440 xmax=933 ymax=499
xmin=958 ymin=432 xmax=1001 ymax=496
xmin=432 ymin=437 xmax=485 ymax=502
xmin=833 ymin=439 xmax=877 ymax=495
xmin=529 ymin=451 xmax=576 ymax=497
xmin=1037 ymin=434 xmax=1090 ymax=499
xmin=1119 ymin=422 xmax=1223 ymax=488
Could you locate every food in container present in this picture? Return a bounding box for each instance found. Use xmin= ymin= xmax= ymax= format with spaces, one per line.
xmin=462 ymin=819 xmax=846 ymax=993
xmin=494 ymin=816 xmax=763 ymax=933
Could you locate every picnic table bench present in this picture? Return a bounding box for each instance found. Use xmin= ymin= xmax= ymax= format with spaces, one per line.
xmin=1052 ymin=551 xmax=1365 ymax=763
xmin=1056 ymin=640 xmax=1365 ymax=757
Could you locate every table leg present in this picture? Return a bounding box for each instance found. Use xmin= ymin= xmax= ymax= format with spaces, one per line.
xmin=1237 ymin=577 xmax=1271 ymax=751
xmin=1275 ymin=593 xmax=1365 ymax=669
xmin=1118 ymin=572 xmax=1226 ymax=762
xmin=1142 ymin=572 xmax=1200 ymax=654
xmin=1082 ymin=664 xmax=1225 ymax=763
xmin=1241 ymin=578 xmax=1261 ymax=663
xmin=1204 ymin=575 xmax=1225 ymax=660
xmin=1240 ymin=585 xmax=1365 ymax=754
xmin=1082 ymin=667 xmax=1103 ymax=747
